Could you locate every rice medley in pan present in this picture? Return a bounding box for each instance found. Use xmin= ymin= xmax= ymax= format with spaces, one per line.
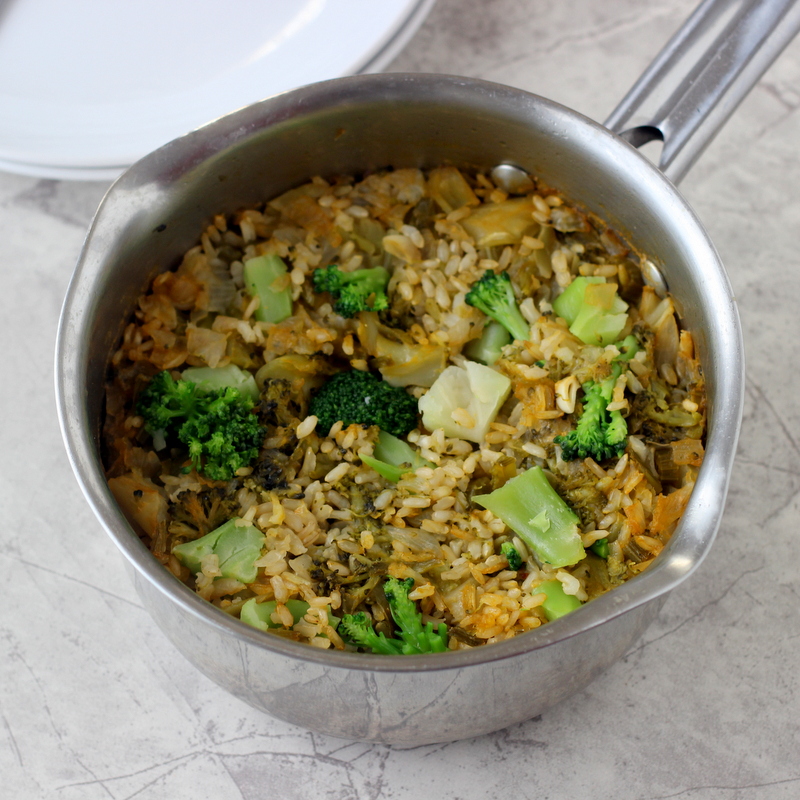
xmin=104 ymin=166 xmax=705 ymax=653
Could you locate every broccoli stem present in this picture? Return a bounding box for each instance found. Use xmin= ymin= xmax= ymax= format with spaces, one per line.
xmin=536 ymin=580 xmax=583 ymax=620
xmin=552 ymin=276 xmax=629 ymax=346
xmin=240 ymin=598 xmax=311 ymax=631
xmin=172 ymin=518 xmax=265 ymax=583
xmin=464 ymin=321 xmax=513 ymax=365
xmin=418 ymin=361 xmax=512 ymax=443
xmin=243 ymin=254 xmax=293 ymax=324
xmin=552 ymin=276 xmax=604 ymax=324
xmin=181 ymin=364 xmax=260 ymax=403
xmin=384 ymin=577 xmax=448 ymax=654
xmin=358 ymin=454 xmax=406 ymax=483
xmin=473 ymin=466 xmax=585 ymax=568
xmin=359 ymin=431 xmax=433 ymax=482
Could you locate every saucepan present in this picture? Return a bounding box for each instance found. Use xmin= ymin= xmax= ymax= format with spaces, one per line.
xmin=55 ymin=0 xmax=800 ymax=744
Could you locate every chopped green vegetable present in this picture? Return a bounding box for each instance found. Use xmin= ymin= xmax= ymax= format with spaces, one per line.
xmin=358 ymin=454 xmax=406 ymax=483
xmin=137 ymin=370 xmax=264 ymax=480
xmin=374 ymin=430 xmax=430 ymax=469
xmin=339 ymin=612 xmax=405 ymax=655
xmin=359 ymin=430 xmax=432 ymax=482
xmin=464 ymin=320 xmax=513 ymax=365
xmin=243 ymin=254 xmax=293 ymax=323
xmin=465 ymin=270 xmax=530 ymax=342
xmin=555 ymin=374 xmax=621 ymax=461
xmin=473 ymin=466 xmax=585 ymax=568
xmin=535 ymin=580 xmax=583 ymax=620
xmin=554 ymin=335 xmax=639 ymax=462
xmin=339 ymin=577 xmax=448 ymax=655
xmin=500 ymin=541 xmax=523 ymax=571
xmin=552 ymin=276 xmax=604 ymax=323
xmin=418 ymin=361 xmax=511 ymax=443
xmin=312 ymin=264 xmax=390 ymax=318
xmin=309 ymin=370 xmax=418 ymax=437
xmin=590 ymin=538 xmax=609 ymax=559
xmin=240 ymin=598 xmax=310 ymax=631
xmin=172 ymin=518 xmax=264 ymax=583
xmin=553 ymin=276 xmax=628 ymax=345
xmin=181 ymin=364 xmax=260 ymax=403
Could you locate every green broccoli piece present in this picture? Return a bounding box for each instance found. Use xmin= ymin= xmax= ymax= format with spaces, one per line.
xmin=358 ymin=430 xmax=434 ymax=483
xmin=339 ymin=578 xmax=449 ymax=655
xmin=240 ymin=598 xmax=311 ymax=631
xmin=338 ymin=612 xmax=405 ymax=655
xmin=465 ymin=270 xmax=530 ymax=342
xmin=555 ymin=374 xmax=621 ymax=462
xmin=384 ymin=577 xmax=449 ymax=654
xmin=552 ymin=276 xmax=629 ymax=346
xmin=500 ymin=541 xmax=523 ymax=571
xmin=137 ymin=370 xmax=264 ymax=481
xmin=590 ymin=538 xmax=609 ymax=559
xmin=535 ymin=580 xmax=583 ymax=620
xmin=243 ymin=254 xmax=293 ymax=324
xmin=172 ymin=518 xmax=265 ymax=582
xmin=309 ymin=370 xmax=418 ymax=437
xmin=136 ymin=370 xmax=200 ymax=432
xmin=474 ymin=466 xmax=585 ymax=568
xmin=312 ymin=264 xmax=390 ymax=317
xmin=463 ymin=320 xmax=513 ymax=365
xmin=554 ymin=335 xmax=639 ymax=463
xmin=181 ymin=364 xmax=259 ymax=403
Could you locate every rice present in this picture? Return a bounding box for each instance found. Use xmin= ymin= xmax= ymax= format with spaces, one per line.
xmin=103 ymin=166 xmax=705 ymax=652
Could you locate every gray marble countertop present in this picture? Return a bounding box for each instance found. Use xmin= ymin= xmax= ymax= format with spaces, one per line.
xmin=3 ymin=1 xmax=800 ymax=797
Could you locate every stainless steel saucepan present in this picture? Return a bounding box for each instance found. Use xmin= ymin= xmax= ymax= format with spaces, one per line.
xmin=56 ymin=0 xmax=800 ymax=744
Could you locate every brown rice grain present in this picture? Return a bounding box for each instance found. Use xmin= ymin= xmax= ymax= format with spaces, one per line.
xmin=296 ymin=415 xmax=318 ymax=439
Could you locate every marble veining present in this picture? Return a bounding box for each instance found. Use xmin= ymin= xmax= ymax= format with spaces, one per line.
xmin=2 ymin=0 xmax=800 ymax=797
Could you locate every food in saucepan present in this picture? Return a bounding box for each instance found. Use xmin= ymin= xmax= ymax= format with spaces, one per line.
xmin=104 ymin=166 xmax=705 ymax=653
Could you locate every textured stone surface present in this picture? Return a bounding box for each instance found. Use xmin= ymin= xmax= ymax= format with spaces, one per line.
xmin=3 ymin=0 xmax=800 ymax=796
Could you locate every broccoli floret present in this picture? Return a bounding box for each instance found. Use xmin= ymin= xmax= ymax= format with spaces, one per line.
xmin=339 ymin=578 xmax=449 ymax=655
xmin=137 ymin=370 xmax=264 ymax=481
xmin=384 ymin=577 xmax=448 ymax=654
xmin=554 ymin=335 xmax=640 ymax=463
xmin=312 ymin=264 xmax=390 ymax=317
xmin=339 ymin=611 xmax=405 ymax=655
xmin=309 ymin=370 xmax=418 ymax=437
xmin=590 ymin=538 xmax=609 ymax=559
xmin=465 ymin=270 xmax=530 ymax=342
xmin=500 ymin=542 xmax=523 ymax=571
xmin=555 ymin=375 xmax=621 ymax=462
xmin=137 ymin=370 xmax=199 ymax=432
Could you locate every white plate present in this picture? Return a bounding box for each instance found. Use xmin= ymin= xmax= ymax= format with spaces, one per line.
xmin=0 ymin=0 xmax=435 ymax=180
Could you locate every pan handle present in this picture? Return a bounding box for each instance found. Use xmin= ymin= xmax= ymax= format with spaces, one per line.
xmin=604 ymin=0 xmax=800 ymax=184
